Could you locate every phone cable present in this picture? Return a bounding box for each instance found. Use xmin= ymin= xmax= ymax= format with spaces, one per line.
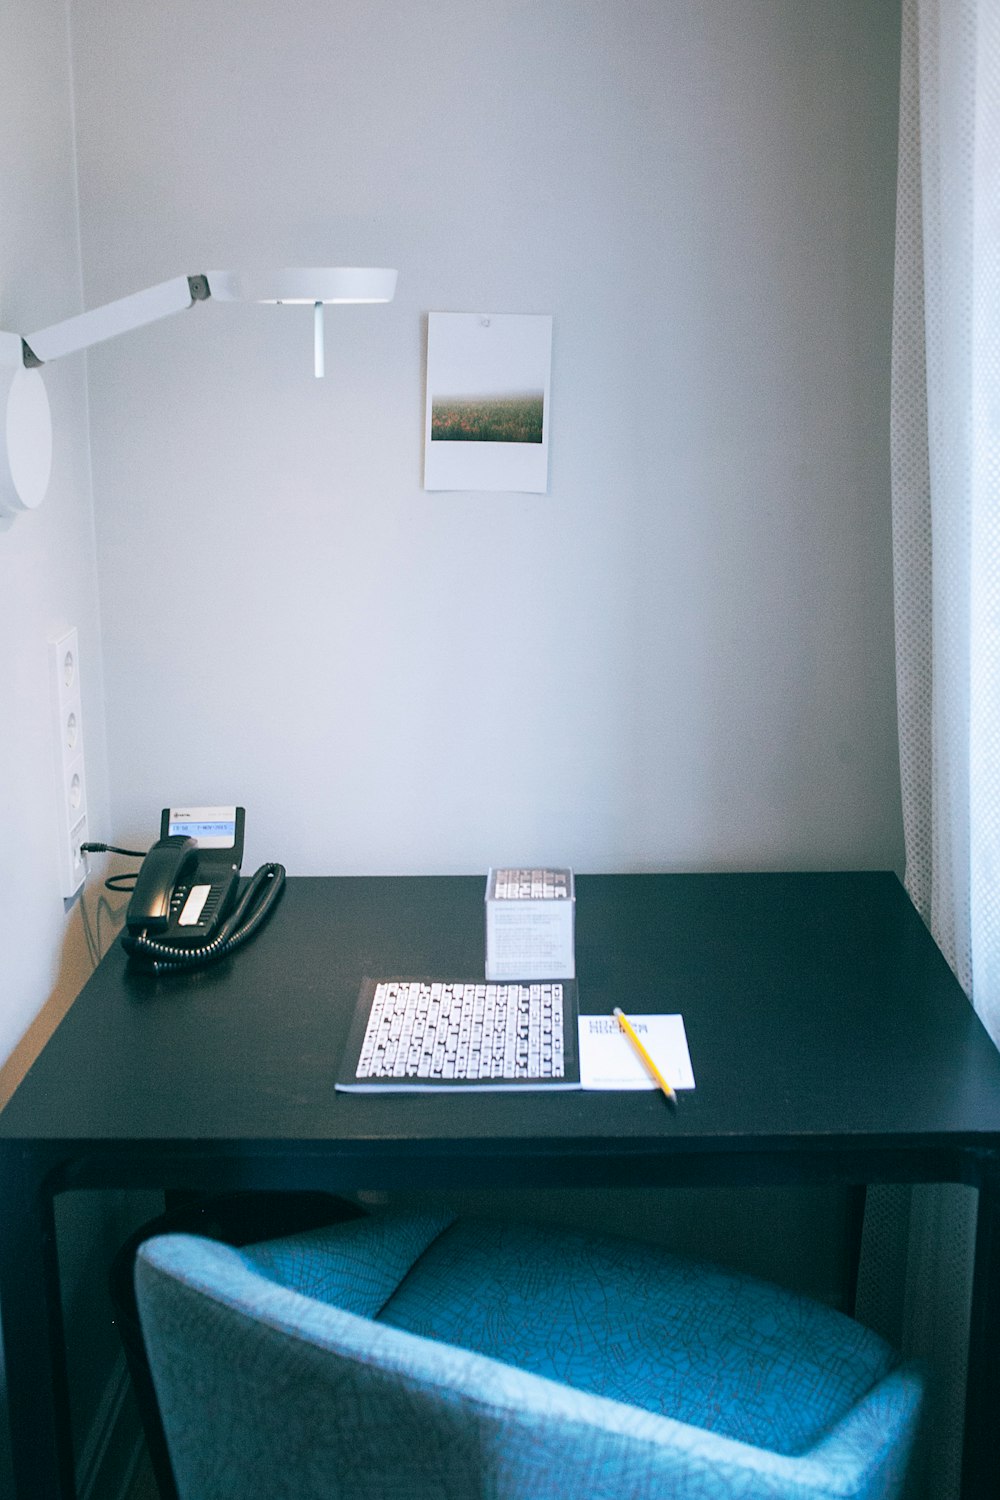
xmin=120 ymin=862 xmax=286 ymax=975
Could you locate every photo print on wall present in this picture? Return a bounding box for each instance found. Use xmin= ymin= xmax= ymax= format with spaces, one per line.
xmin=424 ymin=312 xmax=552 ymax=493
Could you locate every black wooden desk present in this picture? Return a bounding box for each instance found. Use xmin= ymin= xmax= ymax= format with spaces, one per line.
xmin=3 ymin=872 xmax=1000 ymax=1500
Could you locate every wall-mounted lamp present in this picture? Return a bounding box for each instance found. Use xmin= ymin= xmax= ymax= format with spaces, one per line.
xmin=0 ymin=265 xmax=397 ymax=519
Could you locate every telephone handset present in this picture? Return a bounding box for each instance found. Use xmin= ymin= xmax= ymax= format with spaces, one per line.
xmin=122 ymin=806 xmax=284 ymax=974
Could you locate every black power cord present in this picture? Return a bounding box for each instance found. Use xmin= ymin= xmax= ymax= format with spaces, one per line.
xmin=80 ymin=842 xmax=148 ymax=859
xmin=80 ymin=841 xmax=148 ymax=892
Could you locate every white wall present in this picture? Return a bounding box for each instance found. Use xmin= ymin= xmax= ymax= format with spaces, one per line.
xmin=0 ymin=0 xmax=109 ymax=1067
xmin=0 ymin=1 xmax=118 ymax=1488
xmin=70 ymin=0 xmax=904 ymax=879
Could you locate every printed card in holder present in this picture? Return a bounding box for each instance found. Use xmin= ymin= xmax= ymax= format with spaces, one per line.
xmin=485 ymin=867 xmax=575 ymax=980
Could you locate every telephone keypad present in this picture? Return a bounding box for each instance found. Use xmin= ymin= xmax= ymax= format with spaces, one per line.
xmin=168 ymin=882 xmax=224 ymax=932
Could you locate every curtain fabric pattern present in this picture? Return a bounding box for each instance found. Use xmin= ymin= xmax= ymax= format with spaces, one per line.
xmin=862 ymin=3 xmax=1000 ymax=1496
xmin=895 ymin=0 xmax=1000 ymax=1048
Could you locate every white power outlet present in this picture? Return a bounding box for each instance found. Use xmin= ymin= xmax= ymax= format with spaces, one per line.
xmin=51 ymin=626 xmax=88 ymax=898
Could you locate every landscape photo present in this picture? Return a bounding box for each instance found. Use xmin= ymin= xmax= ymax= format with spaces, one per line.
xmin=430 ymin=391 xmax=545 ymax=443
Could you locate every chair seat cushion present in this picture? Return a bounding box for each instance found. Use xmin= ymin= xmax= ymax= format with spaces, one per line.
xmin=376 ymin=1218 xmax=897 ymax=1458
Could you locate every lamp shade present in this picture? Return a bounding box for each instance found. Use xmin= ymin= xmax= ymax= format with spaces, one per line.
xmin=207 ymin=268 xmax=397 ymax=305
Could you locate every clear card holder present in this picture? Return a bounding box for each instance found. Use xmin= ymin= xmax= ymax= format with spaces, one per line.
xmin=485 ymin=867 xmax=575 ymax=980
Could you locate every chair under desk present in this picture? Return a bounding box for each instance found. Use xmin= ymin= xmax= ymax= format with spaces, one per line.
xmin=3 ymin=871 xmax=1000 ymax=1500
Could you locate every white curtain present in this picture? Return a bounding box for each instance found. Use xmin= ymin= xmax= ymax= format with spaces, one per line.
xmin=858 ymin=2 xmax=1000 ymax=1496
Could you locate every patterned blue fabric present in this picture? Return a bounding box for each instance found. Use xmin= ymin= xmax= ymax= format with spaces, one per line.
xmin=240 ymin=1210 xmax=452 ymax=1317
xmin=377 ymin=1218 xmax=895 ymax=1458
xmin=135 ymin=1211 xmax=924 ymax=1500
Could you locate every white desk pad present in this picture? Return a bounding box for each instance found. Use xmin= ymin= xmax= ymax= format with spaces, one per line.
xmin=578 ymin=1013 xmax=696 ymax=1091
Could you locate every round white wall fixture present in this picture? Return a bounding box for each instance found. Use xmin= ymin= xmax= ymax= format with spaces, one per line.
xmin=0 ymin=363 xmax=53 ymax=517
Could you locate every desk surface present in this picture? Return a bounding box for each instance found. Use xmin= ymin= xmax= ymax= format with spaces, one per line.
xmin=7 ymin=871 xmax=1000 ymax=1500
xmin=4 ymin=872 xmax=1000 ymax=1179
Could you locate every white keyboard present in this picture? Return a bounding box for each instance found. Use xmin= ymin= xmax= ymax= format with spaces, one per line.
xmin=356 ymin=980 xmax=567 ymax=1083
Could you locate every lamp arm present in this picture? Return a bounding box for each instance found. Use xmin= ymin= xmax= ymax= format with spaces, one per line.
xmin=0 ymin=264 xmax=395 ymax=518
xmin=21 ymin=274 xmax=211 ymax=366
xmin=10 ymin=266 xmax=395 ymax=367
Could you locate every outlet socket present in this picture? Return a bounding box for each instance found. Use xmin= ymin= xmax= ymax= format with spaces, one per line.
xmin=51 ymin=626 xmax=88 ymax=897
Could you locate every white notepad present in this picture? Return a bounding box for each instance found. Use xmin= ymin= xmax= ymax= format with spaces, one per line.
xmin=577 ymin=1013 xmax=696 ymax=1091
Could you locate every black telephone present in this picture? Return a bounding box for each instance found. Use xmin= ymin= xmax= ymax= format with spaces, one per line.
xmin=122 ymin=806 xmax=285 ymax=974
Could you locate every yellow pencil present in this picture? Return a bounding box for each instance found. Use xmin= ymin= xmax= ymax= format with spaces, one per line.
xmin=613 ymin=1007 xmax=677 ymax=1105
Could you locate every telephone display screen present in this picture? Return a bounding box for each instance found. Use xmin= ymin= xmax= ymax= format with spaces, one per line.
xmin=165 ymin=806 xmax=239 ymax=850
xmin=169 ymin=819 xmax=235 ymax=843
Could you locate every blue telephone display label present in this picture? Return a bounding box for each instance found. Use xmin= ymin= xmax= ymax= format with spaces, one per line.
xmin=166 ymin=806 xmax=239 ymax=849
xmin=169 ymin=820 xmax=236 ymax=840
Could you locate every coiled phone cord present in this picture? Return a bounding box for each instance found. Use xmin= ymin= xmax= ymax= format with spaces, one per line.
xmin=120 ymin=862 xmax=286 ymax=975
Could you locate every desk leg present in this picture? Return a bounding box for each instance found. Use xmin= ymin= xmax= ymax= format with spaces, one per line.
xmin=0 ymin=1147 xmax=75 ymax=1500
xmin=962 ymin=1162 xmax=1000 ymax=1500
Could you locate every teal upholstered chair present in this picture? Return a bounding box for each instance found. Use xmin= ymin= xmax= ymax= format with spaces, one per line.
xmin=134 ymin=1210 xmax=924 ymax=1500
